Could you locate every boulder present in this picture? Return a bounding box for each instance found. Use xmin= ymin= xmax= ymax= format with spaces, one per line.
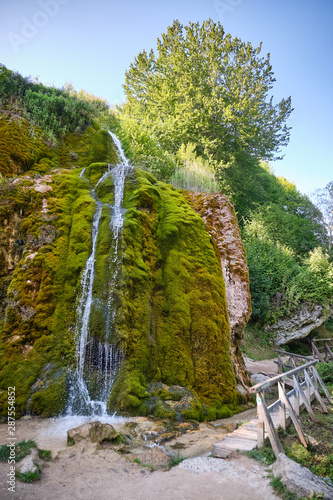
xmin=185 ymin=192 xmax=252 ymax=389
xmin=266 ymin=303 xmax=333 ymax=345
xmin=130 ymin=445 xmax=170 ymax=471
xmin=17 ymin=448 xmax=40 ymax=475
xmin=272 ymin=453 xmax=333 ymax=500
xmin=67 ymin=421 xmax=124 ymax=446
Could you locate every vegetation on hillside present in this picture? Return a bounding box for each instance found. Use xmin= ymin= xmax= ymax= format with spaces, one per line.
xmin=116 ymin=20 xmax=332 ymax=328
xmin=0 ymin=64 xmax=115 ymax=147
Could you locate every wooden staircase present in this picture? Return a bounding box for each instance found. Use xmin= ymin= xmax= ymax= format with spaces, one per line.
xmin=213 ymin=354 xmax=332 ymax=459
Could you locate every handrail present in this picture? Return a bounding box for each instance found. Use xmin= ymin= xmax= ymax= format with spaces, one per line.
xmin=274 ymin=349 xmax=313 ymax=361
xmin=312 ymin=338 xmax=333 ymax=343
xmin=249 ymin=360 xmax=318 ymax=393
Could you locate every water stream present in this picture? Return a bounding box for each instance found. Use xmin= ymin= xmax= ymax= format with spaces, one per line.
xmin=66 ymin=133 xmax=131 ymax=416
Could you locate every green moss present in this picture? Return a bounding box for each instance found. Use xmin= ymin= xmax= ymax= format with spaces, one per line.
xmin=108 ymin=168 xmax=237 ymax=419
xmin=30 ymin=372 xmax=67 ymax=417
xmin=0 ymin=122 xmax=238 ymax=420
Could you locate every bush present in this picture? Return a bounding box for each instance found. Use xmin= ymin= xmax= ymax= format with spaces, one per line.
xmin=317 ymin=362 xmax=333 ymax=385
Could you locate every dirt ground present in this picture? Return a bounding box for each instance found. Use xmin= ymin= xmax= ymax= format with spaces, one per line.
xmin=0 ymin=358 xmax=281 ymax=500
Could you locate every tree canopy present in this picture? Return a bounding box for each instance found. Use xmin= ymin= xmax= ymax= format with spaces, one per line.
xmin=123 ymin=19 xmax=293 ymax=166
xmin=312 ymin=182 xmax=333 ymax=252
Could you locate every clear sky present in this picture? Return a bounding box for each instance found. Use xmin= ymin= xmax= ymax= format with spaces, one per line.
xmin=1 ymin=0 xmax=332 ymax=196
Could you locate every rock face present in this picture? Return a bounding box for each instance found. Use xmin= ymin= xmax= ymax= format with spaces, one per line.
xmin=0 ymin=119 xmax=251 ymax=420
xmin=273 ymin=453 xmax=333 ymax=500
xmin=266 ymin=302 xmax=333 ymax=345
xmin=185 ymin=193 xmax=252 ymax=388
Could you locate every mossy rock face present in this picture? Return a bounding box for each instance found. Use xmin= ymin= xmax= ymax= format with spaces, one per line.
xmin=0 ymin=124 xmax=118 ymax=417
xmin=107 ymin=168 xmax=238 ymax=419
xmin=0 ymin=121 xmax=239 ymax=421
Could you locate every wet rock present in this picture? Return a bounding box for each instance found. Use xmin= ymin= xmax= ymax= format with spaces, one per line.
xmin=67 ymin=421 xmax=125 ymax=446
xmin=272 ymin=453 xmax=333 ymax=500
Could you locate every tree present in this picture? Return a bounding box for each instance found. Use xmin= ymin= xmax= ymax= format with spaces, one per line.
xmin=123 ymin=19 xmax=293 ymax=168
xmin=313 ymin=182 xmax=333 ymax=252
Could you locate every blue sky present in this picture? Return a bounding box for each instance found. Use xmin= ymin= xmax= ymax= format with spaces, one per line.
xmin=1 ymin=0 xmax=332 ymax=196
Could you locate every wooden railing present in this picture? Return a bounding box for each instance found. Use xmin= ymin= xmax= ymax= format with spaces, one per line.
xmin=311 ymin=338 xmax=333 ymax=362
xmin=249 ymin=359 xmax=332 ymax=458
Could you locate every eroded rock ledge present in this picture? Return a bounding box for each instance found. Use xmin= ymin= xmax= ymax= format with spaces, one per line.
xmin=266 ymin=302 xmax=333 ymax=346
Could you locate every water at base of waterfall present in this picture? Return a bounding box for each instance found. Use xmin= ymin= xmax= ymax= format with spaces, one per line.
xmin=66 ymin=133 xmax=131 ymax=417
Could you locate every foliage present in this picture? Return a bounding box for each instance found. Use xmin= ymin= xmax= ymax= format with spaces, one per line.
xmin=123 ymin=19 xmax=293 ymax=167
xmin=16 ymin=467 xmax=41 ymax=483
xmin=0 ymin=64 xmax=110 ymax=144
xmin=171 ymin=143 xmax=220 ymax=193
xmin=243 ymin=445 xmax=275 ymax=465
xmin=269 ymin=475 xmax=297 ymax=500
xmin=316 ymin=362 xmax=333 ymax=385
xmin=243 ymin=211 xmax=333 ymax=324
xmin=37 ymin=448 xmax=52 ymax=461
xmin=241 ymin=325 xmax=276 ymax=360
xmin=113 ymin=113 xmax=177 ymax=181
xmin=168 ymin=454 xmax=186 ymax=468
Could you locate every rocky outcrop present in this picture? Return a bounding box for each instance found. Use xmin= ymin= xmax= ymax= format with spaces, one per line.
xmin=273 ymin=453 xmax=333 ymax=499
xmin=185 ymin=192 xmax=252 ymax=389
xmin=67 ymin=421 xmax=125 ymax=446
xmin=266 ymin=302 xmax=333 ymax=345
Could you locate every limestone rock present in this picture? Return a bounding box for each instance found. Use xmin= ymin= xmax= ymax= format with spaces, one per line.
xmin=18 ymin=448 xmax=39 ymax=474
xmin=130 ymin=445 xmax=170 ymax=471
xmin=272 ymin=453 xmax=333 ymax=499
xmin=266 ymin=302 xmax=333 ymax=345
xmin=185 ymin=192 xmax=252 ymax=389
xmin=67 ymin=421 xmax=124 ymax=446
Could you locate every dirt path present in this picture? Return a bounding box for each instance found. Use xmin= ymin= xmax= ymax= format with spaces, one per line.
xmin=0 ymin=358 xmax=281 ymax=500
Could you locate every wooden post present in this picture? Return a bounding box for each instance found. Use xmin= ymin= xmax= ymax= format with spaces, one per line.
xmin=257 ymin=392 xmax=265 ymax=447
xmin=305 ymin=375 xmax=311 ymax=404
xmin=324 ymin=341 xmax=333 ymax=361
xmin=311 ymin=341 xmax=325 ymax=362
xmin=278 ymin=381 xmax=308 ymax=447
xmin=292 ymin=375 xmax=300 ymax=416
xmin=278 ymin=381 xmax=287 ymax=430
xmin=292 ymin=375 xmax=315 ymax=421
xmin=257 ymin=391 xmax=283 ymax=458
xmin=310 ymin=366 xmax=332 ymax=403
xmin=304 ymin=369 xmax=328 ymax=413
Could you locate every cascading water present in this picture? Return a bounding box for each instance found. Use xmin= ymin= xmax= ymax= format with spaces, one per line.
xmin=66 ymin=133 xmax=131 ymax=416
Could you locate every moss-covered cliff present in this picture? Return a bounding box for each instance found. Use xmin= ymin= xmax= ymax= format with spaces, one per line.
xmin=0 ymin=115 xmax=248 ymax=420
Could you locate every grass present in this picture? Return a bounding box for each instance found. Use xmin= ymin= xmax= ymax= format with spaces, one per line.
xmin=16 ymin=465 xmax=41 ymax=483
xmin=268 ymin=474 xmax=297 ymax=500
xmin=133 ymin=458 xmax=155 ymax=471
xmin=0 ymin=439 xmax=51 ymax=483
xmin=0 ymin=439 xmax=37 ymax=462
xmin=168 ymin=454 xmax=186 ymax=469
xmin=243 ymin=446 xmax=275 ymax=465
xmin=37 ymin=448 xmax=52 ymax=461
xmin=241 ymin=324 xmax=276 ymax=361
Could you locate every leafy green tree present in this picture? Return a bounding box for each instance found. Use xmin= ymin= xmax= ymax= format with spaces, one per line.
xmin=312 ymin=182 xmax=333 ymax=252
xmin=123 ymin=19 xmax=293 ymax=167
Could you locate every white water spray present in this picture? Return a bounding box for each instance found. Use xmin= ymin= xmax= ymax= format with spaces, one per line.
xmin=67 ymin=133 xmax=132 ymax=416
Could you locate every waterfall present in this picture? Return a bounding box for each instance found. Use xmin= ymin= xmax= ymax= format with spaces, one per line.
xmin=66 ymin=133 xmax=131 ymax=416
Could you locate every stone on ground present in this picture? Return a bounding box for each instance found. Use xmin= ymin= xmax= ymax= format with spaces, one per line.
xmin=272 ymin=453 xmax=333 ymax=500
